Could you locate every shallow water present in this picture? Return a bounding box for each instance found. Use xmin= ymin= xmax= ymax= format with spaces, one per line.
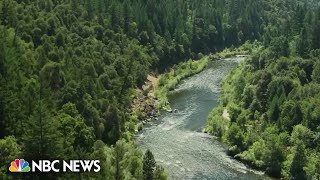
xmin=136 ymin=57 xmax=270 ymax=180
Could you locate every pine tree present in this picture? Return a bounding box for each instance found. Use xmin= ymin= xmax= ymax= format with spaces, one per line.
xmin=123 ymin=0 xmax=132 ymax=33
xmin=143 ymin=149 xmax=156 ymax=180
xmin=292 ymin=5 xmax=305 ymax=34
xmin=290 ymin=141 xmax=307 ymax=180
xmin=23 ymin=83 xmax=57 ymax=159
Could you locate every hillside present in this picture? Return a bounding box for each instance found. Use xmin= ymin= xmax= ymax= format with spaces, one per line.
xmin=206 ymin=1 xmax=320 ymax=179
xmin=0 ymin=0 xmax=319 ymax=179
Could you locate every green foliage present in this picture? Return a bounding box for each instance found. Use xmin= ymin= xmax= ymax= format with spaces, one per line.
xmin=1 ymin=0 xmax=320 ymax=179
xmin=142 ymin=149 xmax=166 ymax=180
xmin=0 ymin=136 xmax=21 ymax=177
xmin=225 ymin=123 xmax=245 ymax=155
xmin=304 ymin=152 xmax=320 ymax=179
xmin=312 ymin=60 xmax=320 ymax=83
xmin=155 ymin=57 xmax=209 ymax=109
xmin=237 ymin=139 xmax=266 ymax=168
xmin=143 ymin=149 xmax=156 ymax=180
xmin=90 ymin=139 xmax=153 ymax=180
xmin=0 ymin=1 xmax=167 ymax=178
xmin=154 ymin=165 xmax=168 ymax=180
xmin=207 ymin=46 xmax=320 ymax=178
xmin=206 ymin=108 xmax=229 ymax=137
xmin=289 ymin=141 xmax=307 ymax=180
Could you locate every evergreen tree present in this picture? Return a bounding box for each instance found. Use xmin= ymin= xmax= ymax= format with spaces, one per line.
xmin=143 ymin=149 xmax=156 ymax=180
xmin=290 ymin=141 xmax=307 ymax=180
xmin=296 ymin=27 xmax=311 ymax=58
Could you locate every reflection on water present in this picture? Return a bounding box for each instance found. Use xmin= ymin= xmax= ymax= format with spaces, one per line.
xmin=136 ymin=57 xmax=270 ymax=180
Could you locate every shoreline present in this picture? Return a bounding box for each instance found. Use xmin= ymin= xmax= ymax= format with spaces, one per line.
xmin=130 ymin=44 xmax=255 ymax=132
xmin=129 ymin=55 xmax=212 ymax=132
xmin=135 ymin=54 xmax=269 ymax=179
xmin=155 ymin=56 xmax=210 ymax=110
xmin=129 ymin=74 xmax=161 ymax=132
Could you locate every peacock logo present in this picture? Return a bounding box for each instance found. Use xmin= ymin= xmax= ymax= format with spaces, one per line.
xmin=9 ymin=159 xmax=31 ymax=172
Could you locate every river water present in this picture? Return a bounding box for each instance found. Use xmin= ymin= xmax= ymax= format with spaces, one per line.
xmin=136 ymin=57 xmax=270 ymax=180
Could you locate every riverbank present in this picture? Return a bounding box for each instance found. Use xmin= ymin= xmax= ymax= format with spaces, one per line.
xmin=129 ymin=41 xmax=261 ymax=133
xmin=155 ymin=41 xmax=262 ymax=110
xmin=205 ymin=44 xmax=286 ymax=178
xmin=128 ymin=55 xmax=212 ymax=134
xmin=128 ymin=56 xmax=210 ymax=132
xmin=136 ymin=56 xmax=267 ymax=179
xmin=155 ymin=56 xmax=210 ymax=110
xmin=128 ymin=74 xmax=160 ymax=132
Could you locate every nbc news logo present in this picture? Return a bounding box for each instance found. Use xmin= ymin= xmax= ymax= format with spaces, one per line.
xmin=9 ymin=159 xmax=100 ymax=173
xmin=9 ymin=159 xmax=31 ymax=172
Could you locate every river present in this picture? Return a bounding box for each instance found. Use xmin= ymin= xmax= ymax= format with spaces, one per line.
xmin=136 ymin=57 xmax=270 ymax=180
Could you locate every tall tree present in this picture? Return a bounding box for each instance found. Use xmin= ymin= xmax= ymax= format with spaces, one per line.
xmin=290 ymin=141 xmax=307 ymax=180
xmin=143 ymin=149 xmax=156 ymax=180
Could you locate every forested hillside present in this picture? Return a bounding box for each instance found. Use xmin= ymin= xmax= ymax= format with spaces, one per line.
xmin=1 ymin=0 xmax=319 ymax=179
xmin=207 ymin=1 xmax=320 ymax=179
xmin=0 ymin=0 xmax=266 ymax=179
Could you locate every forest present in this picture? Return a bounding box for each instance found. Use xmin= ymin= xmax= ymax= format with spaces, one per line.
xmin=0 ymin=0 xmax=319 ymax=179
xmin=206 ymin=0 xmax=320 ymax=179
xmin=0 ymin=0 xmax=264 ymax=179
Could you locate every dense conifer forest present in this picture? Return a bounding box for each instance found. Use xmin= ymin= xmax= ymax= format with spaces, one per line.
xmin=207 ymin=1 xmax=320 ymax=179
xmin=0 ymin=0 xmax=319 ymax=179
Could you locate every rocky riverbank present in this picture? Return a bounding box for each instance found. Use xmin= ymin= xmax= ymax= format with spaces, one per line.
xmin=129 ymin=74 xmax=160 ymax=131
xmin=130 ymin=46 xmax=252 ymax=132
